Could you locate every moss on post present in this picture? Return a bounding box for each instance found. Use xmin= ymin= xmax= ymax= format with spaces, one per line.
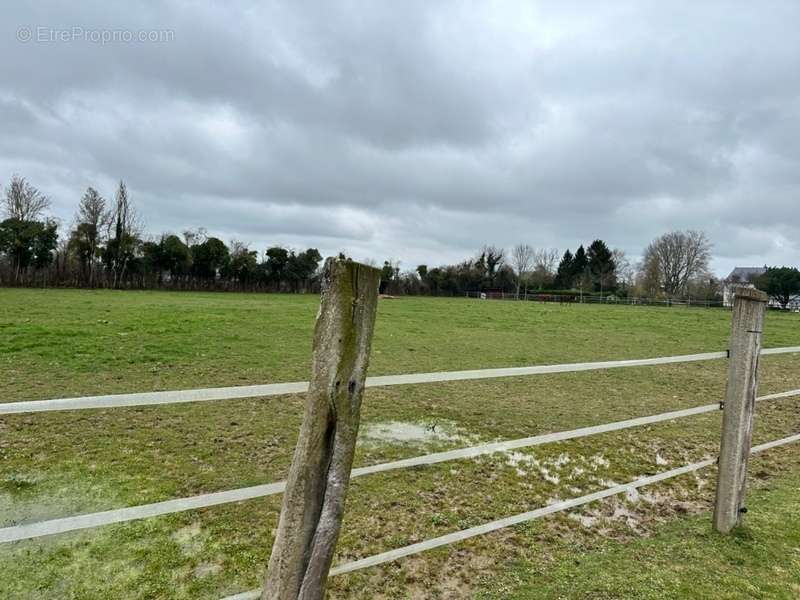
xmin=262 ymin=257 xmax=381 ymax=599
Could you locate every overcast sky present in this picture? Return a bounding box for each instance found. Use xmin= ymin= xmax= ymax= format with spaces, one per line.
xmin=2 ymin=2 xmax=799 ymax=276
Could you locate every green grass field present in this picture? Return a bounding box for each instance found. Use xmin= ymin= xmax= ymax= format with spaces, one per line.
xmin=1 ymin=288 xmax=800 ymax=599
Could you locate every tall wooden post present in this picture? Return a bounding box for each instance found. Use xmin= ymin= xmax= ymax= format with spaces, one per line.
xmin=262 ymin=257 xmax=381 ymax=599
xmin=713 ymin=285 xmax=768 ymax=534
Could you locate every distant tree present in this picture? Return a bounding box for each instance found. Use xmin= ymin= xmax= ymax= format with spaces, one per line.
xmin=287 ymin=248 xmax=322 ymax=292
xmin=636 ymin=253 xmax=663 ymax=297
xmin=0 ymin=218 xmax=58 ymax=281
xmin=158 ymin=234 xmax=191 ymax=280
xmin=69 ymin=223 xmax=98 ymax=282
xmin=479 ymin=245 xmax=505 ymax=286
xmin=587 ymin=239 xmax=616 ymax=293
xmin=224 ymin=240 xmax=258 ymax=284
xmin=105 ymin=181 xmax=141 ymax=288
xmin=30 ymin=221 xmax=59 ymax=270
xmin=529 ymin=248 xmax=558 ymax=290
xmin=554 ymin=249 xmax=574 ymax=289
xmin=641 ymin=230 xmax=712 ymax=297
xmin=380 ymin=260 xmax=396 ymax=294
xmin=191 ymin=237 xmax=229 ymax=281
xmin=265 ymin=246 xmax=290 ymax=289
xmin=2 ymin=175 xmax=50 ymax=221
xmin=71 ymin=187 xmax=109 ymax=285
xmin=140 ymin=240 xmax=162 ymax=280
xmin=571 ymin=245 xmax=589 ymax=290
xmin=494 ymin=264 xmax=517 ymax=292
xmin=77 ymin=187 xmax=108 ymax=230
xmin=414 ymin=265 xmax=430 ymax=293
xmin=758 ymin=266 xmax=800 ymax=309
xmin=511 ymin=244 xmax=535 ymax=297
xmin=612 ymin=248 xmax=635 ymax=295
xmin=686 ymin=274 xmax=721 ymax=301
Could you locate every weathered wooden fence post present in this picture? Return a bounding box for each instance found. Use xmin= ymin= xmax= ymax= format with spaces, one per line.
xmin=262 ymin=257 xmax=381 ymax=599
xmin=713 ymin=285 xmax=768 ymax=534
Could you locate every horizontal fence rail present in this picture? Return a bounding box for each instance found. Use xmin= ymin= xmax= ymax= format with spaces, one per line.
xmin=221 ymin=431 xmax=800 ymax=600
xmin=3 ymin=346 xmax=800 ymax=415
xmin=3 ymin=388 xmax=798 ymax=544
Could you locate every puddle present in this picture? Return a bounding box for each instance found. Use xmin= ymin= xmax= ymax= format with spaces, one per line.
xmin=504 ymin=451 xmax=540 ymax=468
xmin=194 ymin=562 xmax=222 ymax=578
xmin=541 ymin=469 xmax=560 ymax=485
xmin=359 ymin=421 xmax=469 ymax=445
xmin=569 ymin=513 xmax=599 ymax=528
xmin=569 ymin=466 xmax=586 ymax=479
xmin=172 ymin=522 xmax=205 ymax=556
xmin=625 ymin=487 xmax=640 ymax=502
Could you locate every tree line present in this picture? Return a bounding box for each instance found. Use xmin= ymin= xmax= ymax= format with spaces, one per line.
xmin=380 ymin=232 xmax=722 ymax=301
xmin=0 ymin=176 xmax=322 ymax=291
xmin=2 ymin=174 xmax=798 ymax=305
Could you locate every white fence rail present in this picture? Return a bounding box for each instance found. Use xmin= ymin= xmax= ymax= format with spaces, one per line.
xmin=3 ymin=346 xmax=800 ymax=415
xmin=3 ymin=344 xmax=799 ymax=599
xmin=222 ymin=431 xmax=800 ymax=600
xmin=2 ymin=387 xmax=799 ymax=544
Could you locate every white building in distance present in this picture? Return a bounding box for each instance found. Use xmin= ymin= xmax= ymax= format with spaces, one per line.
xmin=723 ymin=266 xmax=800 ymax=309
xmin=722 ymin=267 xmax=765 ymax=307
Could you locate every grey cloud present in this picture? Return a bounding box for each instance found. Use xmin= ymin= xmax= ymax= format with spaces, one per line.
xmin=1 ymin=1 xmax=799 ymax=276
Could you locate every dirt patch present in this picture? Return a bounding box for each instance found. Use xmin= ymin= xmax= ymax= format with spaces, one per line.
xmin=193 ymin=562 xmax=222 ymax=578
xmin=360 ymin=421 xmax=472 ymax=446
xmin=172 ymin=522 xmax=206 ymax=556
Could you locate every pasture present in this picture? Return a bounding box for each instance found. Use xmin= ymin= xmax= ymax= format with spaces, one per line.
xmin=2 ymin=288 xmax=800 ymax=599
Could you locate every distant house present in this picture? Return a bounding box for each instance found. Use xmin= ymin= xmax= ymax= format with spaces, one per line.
xmin=723 ymin=266 xmax=800 ymax=309
xmin=722 ymin=267 xmax=765 ymax=307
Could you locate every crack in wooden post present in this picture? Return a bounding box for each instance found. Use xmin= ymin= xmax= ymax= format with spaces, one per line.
xmin=713 ymin=285 xmax=768 ymax=534
xmin=262 ymin=257 xmax=381 ymax=599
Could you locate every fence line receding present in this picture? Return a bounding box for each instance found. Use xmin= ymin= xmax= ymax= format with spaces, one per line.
xmin=4 ymin=277 xmax=800 ymax=600
xmin=3 ymin=387 xmax=799 ymax=544
xmin=3 ymin=346 xmax=799 ymax=415
xmin=220 ymin=431 xmax=800 ymax=600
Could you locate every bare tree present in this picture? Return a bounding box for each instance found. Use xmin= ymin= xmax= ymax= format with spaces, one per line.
xmin=641 ymin=230 xmax=712 ymax=297
xmin=74 ymin=187 xmax=110 ymax=285
xmin=77 ymin=187 xmax=107 ymax=227
xmin=2 ymin=175 xmax=50 ymax=221
xmin=510 ymin=244 xmax=535 ymax=298
xmin=107 ymin=180 xmax=141 ymax=288
xmin=612 ymin=248 xmax=635 ymax=292
xmin=529 ymin=248 xmax=559 ymax=290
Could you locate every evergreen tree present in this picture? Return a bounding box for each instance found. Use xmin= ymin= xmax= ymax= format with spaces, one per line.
xmin=587 ymin=239 xmax=616 ymax=293
xmin=571 ymin=245 xmax=588 ymax=284
xmin=554 ymin=249 xmax=574 ymax=289
xmin=191 ymin=237 xmax=229 ymax=281
xmin=758 ymin=266 xmax=800 ymax=309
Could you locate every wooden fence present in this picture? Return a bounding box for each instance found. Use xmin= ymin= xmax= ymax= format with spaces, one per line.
xmin=2 ymin=262 xmax=799 ymax=599
xmin=467 ymin=290 xmax=725 ymax=307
